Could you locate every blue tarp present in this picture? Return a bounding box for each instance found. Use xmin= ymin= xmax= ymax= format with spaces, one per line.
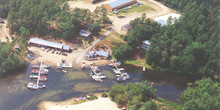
xmin=108 ymin=0 xmax=135 ymax=8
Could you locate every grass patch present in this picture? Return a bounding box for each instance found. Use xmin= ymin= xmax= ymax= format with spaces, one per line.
xmin=97 ymin=32 xmax=126 ymax=49
xmin=124 ymin=59 xmax=151 ymax=69
xmin=112 ymin=3 xmax=155 ymax=15
xmin=126 ymin=4 xmax=155 ymax=13
xmin=155 ymin=97 xmax=182 ymax=110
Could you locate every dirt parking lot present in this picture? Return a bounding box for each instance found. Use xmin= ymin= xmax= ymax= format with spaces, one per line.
xmin=68 ymin=0 xmax=173 ymax=34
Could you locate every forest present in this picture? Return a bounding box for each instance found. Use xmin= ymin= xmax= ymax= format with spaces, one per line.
xmin=113 ymin=0 xmax=220 ymax=77
xmin=0 ymin=0 xmax=109 ymax=75
xmin=0 ymin=39 xmax=26 ymax=77
xmin=0 ymin=0 xmax=109 ymax=40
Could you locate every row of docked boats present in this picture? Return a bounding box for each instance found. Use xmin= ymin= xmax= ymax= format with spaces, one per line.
xmin=109 ymin=61 xmax=130 ymax=82
xmin=27 ymin=62 xmax=50 ymax=90
xmin=89 ymin=63 xmax=106 ymax=82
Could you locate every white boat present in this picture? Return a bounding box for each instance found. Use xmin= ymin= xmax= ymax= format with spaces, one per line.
xmin=99 ymin=74 xmax=106 ymax=79
xmin=92 ymin=75 xmax=103 ymax=82
xmin=62 ymin=70 xmax=68 ymax=73
xmin=117 ymin=77 xmax=126 ymax=82
xmin=38 ymin=84 xmax=46 ymax=88
xmin=57 ymin=63 xmax=72 ymax=68
xmin=29 ymin=74 xmax=38 ymax=79
xmin=27 ymin=83 xmax=38 ymax=89
xmin=109 ymin=61 xmax=121 ymax=67
xmin=31 ymin=64 xmax=50 ymax=69
xmin=39 ymin=77 xmax=47 ymax=81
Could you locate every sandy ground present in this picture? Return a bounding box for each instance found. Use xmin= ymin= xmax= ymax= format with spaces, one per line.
xmin=39 ymin=95 xmax=120 ymax=110
xmin=68 ymin=0 xmax=173 ymax=34
xmin=68 ymin=0 xmax=112 ymax=12
xmin=28 ymin=44 xmax=110 ymax=67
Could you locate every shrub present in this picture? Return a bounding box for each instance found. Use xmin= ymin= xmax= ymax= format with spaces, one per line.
xmin=101 ymin=92 xmax=108 ymax=97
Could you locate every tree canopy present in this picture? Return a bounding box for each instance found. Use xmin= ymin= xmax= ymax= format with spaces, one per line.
xmin=109 ymin=81 xmax=158 ymax=110
xmin=113 ymin=0 xmax=220 ymax=76
xmin=181 ymin=78 xmax=220 ymax=110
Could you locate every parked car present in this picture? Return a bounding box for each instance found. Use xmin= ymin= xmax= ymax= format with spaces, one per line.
xmin=61 ymin=52 xmax=67 ymax=56
xmin=0 ymin=19 xmax=4 ymax=24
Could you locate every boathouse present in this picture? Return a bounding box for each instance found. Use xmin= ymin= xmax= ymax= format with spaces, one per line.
xmin=104 ymin=0 xmax=137 ymax=11
xmin=29 ymin=38 xmax=71 ymax=52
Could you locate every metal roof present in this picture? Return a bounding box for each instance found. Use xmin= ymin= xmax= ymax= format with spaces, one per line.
xmin=94 ymin=51 xmax=109 ymax=58
xmin=108 ymin=0 xmax=135 ymax=8
xmin=80 ymin=30 xmax=92 ymax=37
xmin=29 ymin=38 xmax=71 ymax=51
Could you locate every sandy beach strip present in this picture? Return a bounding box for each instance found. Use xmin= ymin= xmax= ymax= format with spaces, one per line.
xmin=39 ymin=97 xmax=120 ymax=110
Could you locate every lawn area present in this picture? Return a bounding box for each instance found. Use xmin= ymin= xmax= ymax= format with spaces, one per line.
xmin=126 ymin=4 xmax=155 ymax=13
xmin=97 ymin=32 xmax=126 ymax=49
xmin=125 ymin=59 xmax=151 ymax=69
xmin=113 ymin=3 xmax=155 ymax=15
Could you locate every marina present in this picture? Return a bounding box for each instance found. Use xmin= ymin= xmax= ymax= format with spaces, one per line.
xmin=109 ymin=61 xmax=130 ymax=82
xmin=89 ymin=63 xmax=106 ymax=82
xmin=0 ymin=64 xmax=199 ymax=110
xmin=27 ymin=62 xmax=49 ymax=90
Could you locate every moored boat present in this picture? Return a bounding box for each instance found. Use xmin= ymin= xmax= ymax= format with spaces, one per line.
xmin=38 ymin=84 xmax=46 ymax=88
xmin=27 ymin=83 xmax=38 ymax=89
xmin=109 ymin=61 xmax=121 ymax=67
xmin=31 ymin=64 xmax=50 ymax=69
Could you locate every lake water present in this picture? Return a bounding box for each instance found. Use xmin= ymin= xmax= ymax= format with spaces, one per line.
xmin=0 ymin=64 xmax=199 ymax=110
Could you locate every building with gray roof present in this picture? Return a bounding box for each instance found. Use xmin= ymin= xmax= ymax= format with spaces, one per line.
xmin=29 ymin=38 xmax=71 ymax=52
xmin=104 ymin=0 xmax=137 ymax=11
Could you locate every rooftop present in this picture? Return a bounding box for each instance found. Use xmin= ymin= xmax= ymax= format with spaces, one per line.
xmin=108 ymin=0 xmax=135 ymax=8
xmin=29 ymin=38 xmax=71 ymax=51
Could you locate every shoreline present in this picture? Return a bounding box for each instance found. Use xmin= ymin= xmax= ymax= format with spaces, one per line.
xmin=38 ymin=93 xmax=120 ymax=110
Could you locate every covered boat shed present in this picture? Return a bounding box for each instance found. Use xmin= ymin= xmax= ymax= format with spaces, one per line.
xmin=29 ymin=38 xmax=71 ymax=52
xmin=104 ymin=0 xmax=137 ymax=11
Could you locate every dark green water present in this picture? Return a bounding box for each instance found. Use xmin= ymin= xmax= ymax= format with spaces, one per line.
xmin=0 ymin=64 xmax=199 ymax=110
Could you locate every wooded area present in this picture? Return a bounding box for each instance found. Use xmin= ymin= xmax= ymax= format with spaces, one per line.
xmin=113 ymin=0 xmax=220 ymax=76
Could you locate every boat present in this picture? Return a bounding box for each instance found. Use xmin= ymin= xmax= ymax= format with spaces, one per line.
xmin=27 ymin=83 xmax=38 ymax=89
xmin=29 ymin=74 xmax=47 ymax=79
xmin=62 ymin=70 xmax=68 ymax=73
xmin=38 ymin=84 xmax=46 ymax=88
xmin=117 ymin=77 xmax=125 ymax=82
xmin=57 ymin=63 xmax=72 ymax=68
xmin=31 ymin=64 xmax=50 ymax=69
xmin=39 ymin=77 xmax=47 ymax=81
xmin=90 ymin=64 xmax=98 ymax=69
xmin=94 ymin=68 xmax=101 ymax=73
xmin=32 ymin=69 xmax=49 ymax=74
xmin=82 ymin=62 xmax=85 ymax=69
xmin=29 ymin=74 xmax=38 ymax=79
xmin=109 ymin=61 xmax=121 ymax=67
xmin=99 ymin=74 xmax=106 ymax=79
xmin=112 ymin=68 xmax=125 ymax=74
xmin=92 ymin=75 xmax=103 ymax=82
xmin=121 ymin=74 xmax=130 ymax=80
xmin=89 ymin=72 xmax=96 ymax=76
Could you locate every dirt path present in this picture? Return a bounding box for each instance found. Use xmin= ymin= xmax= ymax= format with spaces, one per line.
xmin=73 ymin=28 xmax=115 ymax=64
xmin=0 ymin=20 xmax=12 ymax=42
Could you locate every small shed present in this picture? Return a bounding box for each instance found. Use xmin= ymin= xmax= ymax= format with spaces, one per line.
xmin=80 ymin=30 xmax=92 ymax=38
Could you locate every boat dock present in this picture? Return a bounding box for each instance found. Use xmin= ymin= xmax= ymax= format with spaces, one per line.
xmin=109 ymin=61 xmax=130 ymax=82
xmin=27 ymin=62 xmax=49 ymax=89
xmin=89 ymin=63 xmax=106 ymax=82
